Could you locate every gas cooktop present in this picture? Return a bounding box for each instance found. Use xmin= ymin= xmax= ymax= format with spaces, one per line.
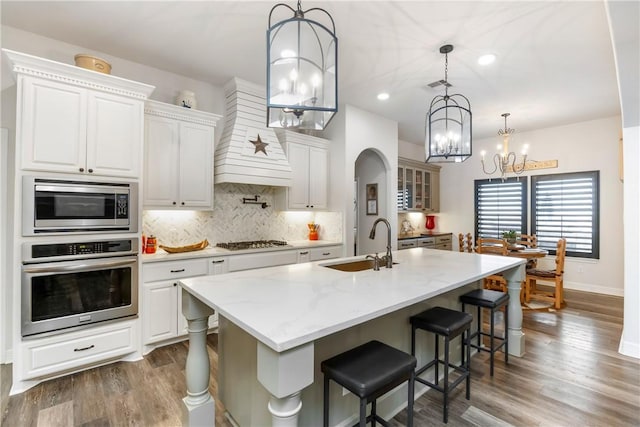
xmin=216 ymin=240 xmax=289 ymax=251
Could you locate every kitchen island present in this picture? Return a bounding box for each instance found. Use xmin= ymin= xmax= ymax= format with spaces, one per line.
xmin=179 ymin=248 xmax=525 ymax=426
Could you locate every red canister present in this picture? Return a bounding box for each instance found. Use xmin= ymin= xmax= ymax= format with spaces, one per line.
xmin=146 ymin=235 xmax=157 ymax=254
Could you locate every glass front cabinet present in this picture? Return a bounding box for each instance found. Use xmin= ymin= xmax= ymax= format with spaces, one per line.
xmin=397 ymin=158 xmax=441 ymax=212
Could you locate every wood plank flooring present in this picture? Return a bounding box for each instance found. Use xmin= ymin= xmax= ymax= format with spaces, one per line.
xmin=2 ymin=289 xmax=638 ymax=426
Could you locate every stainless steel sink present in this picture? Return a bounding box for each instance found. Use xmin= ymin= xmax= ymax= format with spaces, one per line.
xmin=322 ymin=259 xmax=398 ymax=272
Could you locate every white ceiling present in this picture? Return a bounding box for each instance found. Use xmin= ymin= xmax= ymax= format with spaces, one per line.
xmin=0 ymin=1 xmax=624 ymax=143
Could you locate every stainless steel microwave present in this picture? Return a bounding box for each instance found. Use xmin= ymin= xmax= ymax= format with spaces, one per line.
xmin=22 ymin=176 xmax=138 ymax=235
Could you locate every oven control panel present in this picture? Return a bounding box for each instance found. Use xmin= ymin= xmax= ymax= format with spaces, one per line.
xmin=23 ymin=238 xmax=138 ymax=263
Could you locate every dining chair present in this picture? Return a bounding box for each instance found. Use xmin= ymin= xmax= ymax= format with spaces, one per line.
xmin=458 ymin=233 xmax=474 ymax=253
xmin=476 ymin=238 xmax=509 ymax=292
xmin=525 ymin=238 xmax=566 ymax=309
xmin=516 ymin=233 xmax=538 ymax=269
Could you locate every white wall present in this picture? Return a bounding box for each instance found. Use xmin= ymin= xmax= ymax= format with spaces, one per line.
xmin=1 ymin=26 xmax=225 ymax=123
xmin=325 ymin=105 xmax=398 ymax=256
xmin=620 ymin=124 xmax=639 ymax=357
xmin=404 ymin=116 xmax=624 ymax=296
xmin=355 ymin=150 xmax=387 ymax=255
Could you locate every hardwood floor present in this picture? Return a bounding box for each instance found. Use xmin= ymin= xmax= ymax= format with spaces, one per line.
xmin=2 ymin=289 xmax=638 ymax=426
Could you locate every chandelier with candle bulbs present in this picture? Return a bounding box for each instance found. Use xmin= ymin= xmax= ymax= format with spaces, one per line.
xmin=266 ymin=0 xmax=337 ymax=130
xmin=426 ymin=44 xmax=472 ymax=163
xmin=480 ymin=113 xmax=529 ymax=180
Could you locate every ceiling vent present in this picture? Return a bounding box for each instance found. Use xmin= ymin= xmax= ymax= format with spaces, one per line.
xmin=427 ymin=79 xmax=453 ymax=89
xmin=214 ymin=78 xmax=293 ymax=186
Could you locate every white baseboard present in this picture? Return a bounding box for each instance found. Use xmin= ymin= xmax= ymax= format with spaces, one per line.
xmin=564 ymin=280 xmax=624 ymax=297
xmin=619 ymin=334 xmax=640 ymax=359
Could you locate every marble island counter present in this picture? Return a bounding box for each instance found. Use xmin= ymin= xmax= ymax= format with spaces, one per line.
xmin=178 ymin=248 xmax=525 ymax=426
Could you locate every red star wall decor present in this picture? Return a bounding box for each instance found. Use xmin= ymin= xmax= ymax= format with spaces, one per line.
xmin=250 ymin=134 xmax=269 ymax=155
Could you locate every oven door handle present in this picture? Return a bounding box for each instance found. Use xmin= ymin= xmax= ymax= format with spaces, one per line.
xmin=23 ymin=258 xmax=137 ymax=273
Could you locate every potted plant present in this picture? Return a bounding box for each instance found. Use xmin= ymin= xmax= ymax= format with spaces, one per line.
xmin=502 ymin=230 xmax=518 ymax=244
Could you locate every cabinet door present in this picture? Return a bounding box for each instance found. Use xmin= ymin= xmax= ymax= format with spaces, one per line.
xmin=397 ymin=167 xmax=405 ymax=210
xmin=423 ymin=170 xmax=432 ymax=211
xmin=179 ymin=122 xmax=214 ymax=208
xmin=405 ymin=168 xmax=414 ymax=209
xmin=142 ymin=280 xmax=178 ymax=344
xmin=307 ymin=146 xmax=328 ymax=209
xmin=20 ymin=77 xmax=87 ymax=173
xmin=287 ymin=142 xmax=311 ymax=209
xmin=144 ymin=116 xmax=180 ymax=208
xmin=415 ymin=170 xmax=423 ymax=209
xmin=87 ymin=91 xmax=143 ymax=178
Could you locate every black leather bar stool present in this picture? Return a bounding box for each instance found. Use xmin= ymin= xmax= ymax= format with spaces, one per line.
xmin=410 ymin=306 xmax=472 ymax=423
xmin=321 ymin=340 xmax=417 ymax=427
xmin=460 ymin=289 xmax=509 ymax=376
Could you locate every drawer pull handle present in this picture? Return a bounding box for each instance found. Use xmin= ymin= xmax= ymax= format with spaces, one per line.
xmin=212 ymin=260 xmax=225 ymax=264
xmin=299 ymin=251 xmax=309 ymax=255
xmin=322 ymin=252 xmax=330 ymax=256
xmin=170 ymin=269 xmax=186 ymax=273
xmin=74 ymin=344 xmax=95 ymax=352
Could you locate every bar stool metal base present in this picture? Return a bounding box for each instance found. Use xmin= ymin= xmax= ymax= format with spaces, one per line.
xmin=410 ymin=306 xmax=472 ymax=424
xmin=460 ymin=289 xmax=510 ymax=376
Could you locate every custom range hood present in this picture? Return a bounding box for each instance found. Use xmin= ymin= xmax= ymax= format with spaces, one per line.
xmin=214 ymin=78 xmax=293 ymax=186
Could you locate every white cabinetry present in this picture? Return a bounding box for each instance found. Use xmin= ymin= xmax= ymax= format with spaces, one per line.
xmin=275 ymin=130 xmax=329 ymax=210
xmin=297 ymin=245 xmax=342 ymax=263
xmin=6 ymin=49 xmax=155 ymax=178
xmin=143 ymin=101 xmax=221 ymax=210
xmin=142 ymin=257 xmax=217 ymax=349
xmin=21 ymin=320 xmax=137 ymax=380
xmin=227 ymin=250 xmax=299 ymax=272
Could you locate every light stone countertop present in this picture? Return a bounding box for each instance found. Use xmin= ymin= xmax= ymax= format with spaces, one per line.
xmin=179 ymin=248 xmax=524 ymax=352
xmin=141 ymin=239 xmax=343 ymax=263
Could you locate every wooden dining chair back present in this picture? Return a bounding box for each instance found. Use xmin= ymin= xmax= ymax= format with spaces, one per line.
xmin=525 ymin=238 xmax=567 ymax=309
xmin=458 ymin=233 xmax=474 ymax=253
xmin=516 ymin=234 xmax=537 ymax=248
xmin=516 ymin=234 xmax=538 ymax=269
xmin=476 ymin=238 xmax=508 ymax=256
xmin=475 ymin=238 xmax=509 ymax=292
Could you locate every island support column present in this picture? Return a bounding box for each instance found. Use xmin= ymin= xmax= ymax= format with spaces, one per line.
xmin=257 ymin=341 xmax=314 ymax=426
xmin=503 ymin=263 xmax=526 ymax=356
xmin=181 ymin=289 xmax=216 ymax=427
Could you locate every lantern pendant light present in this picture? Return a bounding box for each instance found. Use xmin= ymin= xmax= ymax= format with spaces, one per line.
xmin=266 ymin=1 xmax=338 ymax=130
xmin=426 ymin=44 xmax=472 ymax=163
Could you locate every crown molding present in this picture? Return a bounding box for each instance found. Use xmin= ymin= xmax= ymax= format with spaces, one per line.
xmin=2 ymin=49 xmax=155 ymax=100
xmin=145 ymin=99 xmax=222 ymax=127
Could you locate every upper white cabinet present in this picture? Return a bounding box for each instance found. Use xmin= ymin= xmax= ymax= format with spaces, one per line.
xmin=397 ymin=157 xmax=441 ymax=212
xmin=143 ymin=100 xmax=221 ymax=210
xmin=4 ymin=49 xmax=155 ymax=178
xmin=275 ymin=130 xmax=329 ymax=210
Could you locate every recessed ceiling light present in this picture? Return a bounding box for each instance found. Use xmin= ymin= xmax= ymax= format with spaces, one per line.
xmin=377 ymin=92 xmax=390 ymax=101
xmin=478 ymin=53 xmax=496 ymax=65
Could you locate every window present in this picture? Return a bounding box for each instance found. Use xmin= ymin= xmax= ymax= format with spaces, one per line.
xmin=475 ymin=178 xmax=527 ymax=240
xmin=531 ymin=171 xmax=599 ymax=258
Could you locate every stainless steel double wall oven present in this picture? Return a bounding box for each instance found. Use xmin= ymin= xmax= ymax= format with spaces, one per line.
xmin=21 ymin=176 xmax=139 ymax=337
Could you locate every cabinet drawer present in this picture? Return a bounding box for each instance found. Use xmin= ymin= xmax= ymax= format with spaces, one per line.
xmin=143 ymin=258 xmax=208 ymax=282
xmin=435 ymin=243 xmax=452 ymax=250
xmin=23 ymin=321 xmax=136 ymax=379
xmin=398 ymin=240 xmax=418 ymax=250
xmin=228 ymin=250 xmax=298 ymax=272
xmin=417 ymin=237 xmax=435 ymax=247
xmin=309 ymin=246 xmax=342 ymax=261
xmin=435 ymin=234 xmax=452 ymax=244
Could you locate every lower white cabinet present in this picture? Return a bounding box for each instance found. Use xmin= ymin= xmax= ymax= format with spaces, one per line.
xmin=21 ymin=320 xmax=137 ymax=380
xmin=398 ymin=234 xmax=452 ymax=251
xmin=142 ymin=257 xmax=218 ymax=348
xmin=227 ymin=250 xmax=299 ymax=272
xmin=398 ymin=240 xmax=418 ymax=250
xmin=296 ymin=245 xmax=342 ymax=263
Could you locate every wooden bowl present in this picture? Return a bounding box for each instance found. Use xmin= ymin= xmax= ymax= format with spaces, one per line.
xmin=159 ymin=239 xmax=209 ymax=254
xmin=74 ymin=54 xmax=112 ymax=74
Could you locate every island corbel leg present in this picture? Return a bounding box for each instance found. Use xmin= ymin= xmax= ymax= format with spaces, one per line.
xmin=181 ymin=289 xmax=216 ymax=427
xmin=257 ymin=341 xmax=314 ymax=426
xmin=502 ymin=263 xmax=526 ymax=357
